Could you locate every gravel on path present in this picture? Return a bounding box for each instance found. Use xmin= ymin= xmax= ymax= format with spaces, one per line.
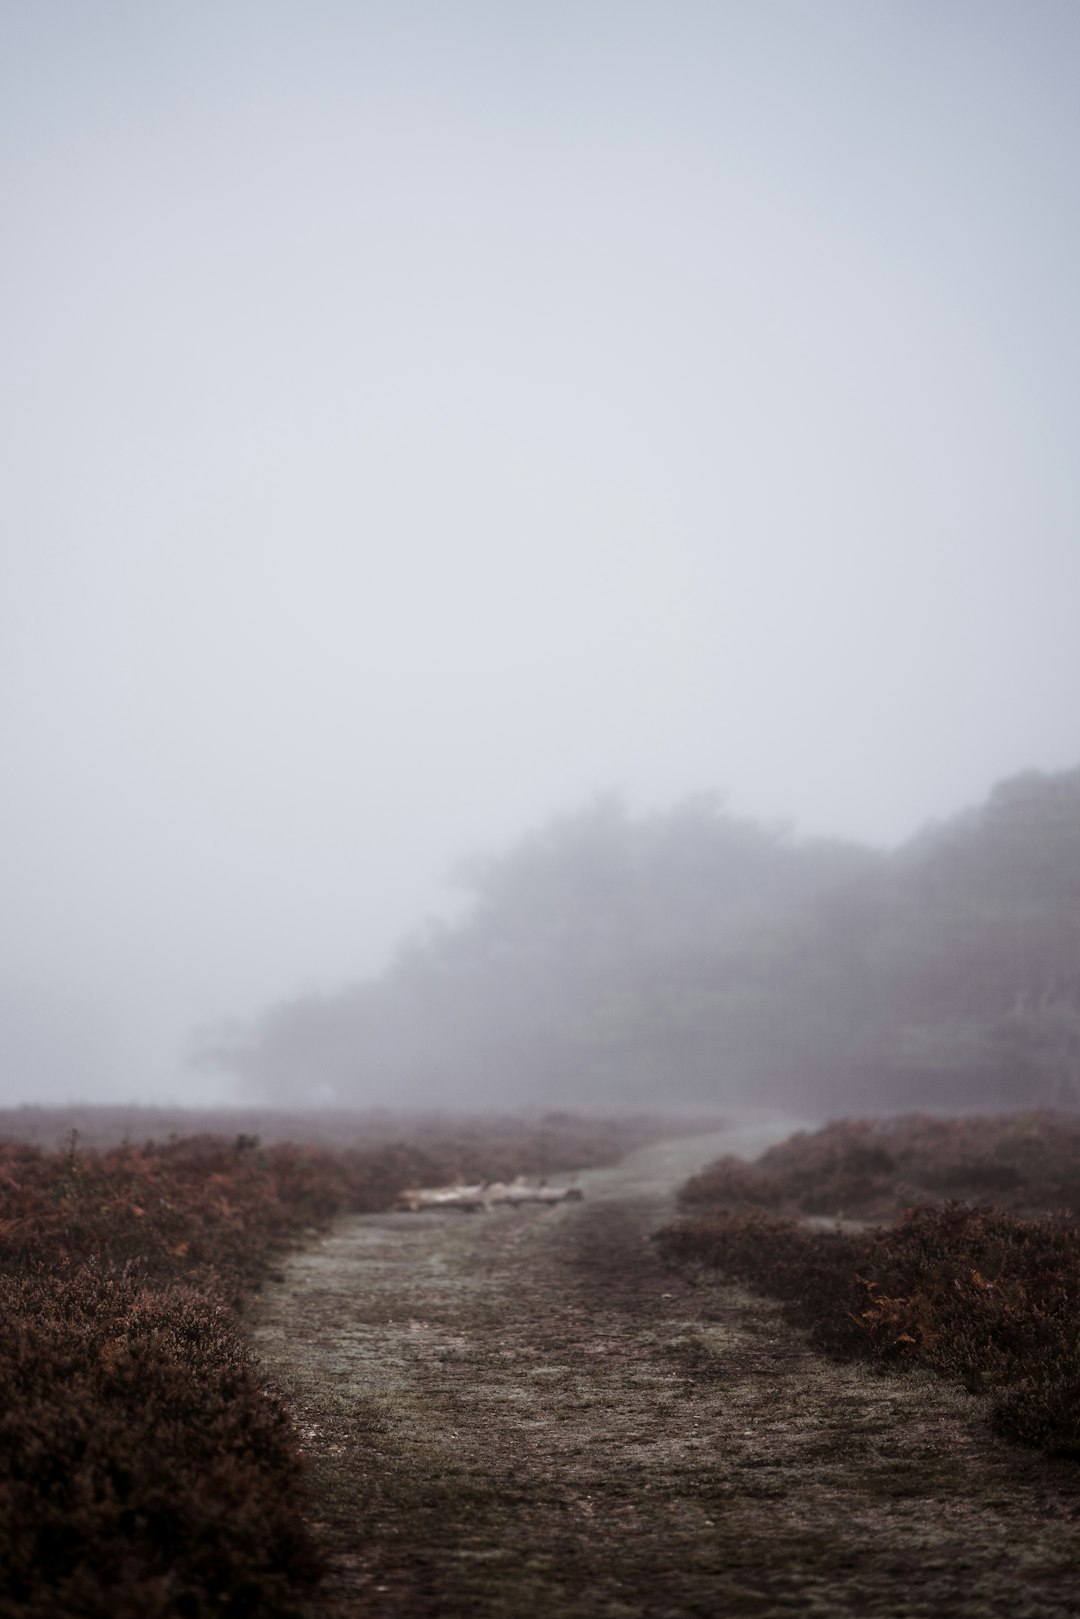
xmin=248 ymin=1119 xmax=1080 ymax=1618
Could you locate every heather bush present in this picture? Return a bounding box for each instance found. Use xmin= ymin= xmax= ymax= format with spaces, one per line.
xmin=0 ymin=1112 xmax=656 ymax=1614
xmin=0 ymin=1103 xmax=676 ymax=1162
xmin=0 ymin=1271 xmax=318 ymax=1618
xmin=662 ymin=1116 xmax=1080 ymax=1459
xmin=678 ymin=1111 xmax=1080 ymax=1220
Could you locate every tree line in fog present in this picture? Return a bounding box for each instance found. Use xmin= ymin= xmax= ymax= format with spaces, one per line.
xmin=205 ymin=766 xmax=1080 ymax=1114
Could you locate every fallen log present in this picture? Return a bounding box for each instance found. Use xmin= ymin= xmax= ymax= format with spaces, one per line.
xmin=395 ymin=1182 xmax=490 ymax=1212
xmin=395 ymin=1176 xmax=584 ymax=1213
xmin=487 ymin=1179 xmax=584 ymax=1207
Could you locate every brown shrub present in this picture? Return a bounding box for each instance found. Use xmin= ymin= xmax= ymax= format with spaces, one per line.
xmin=679 ymin=1111 xmax=1080 ymax=1221
xmin=0 ymin=1111 xmax=660 ymax=1615
xmin=0 ymin=1270 xmax=319 ymax=1618
xmin=654 ymin=1120 xmax=1080 ymax=1463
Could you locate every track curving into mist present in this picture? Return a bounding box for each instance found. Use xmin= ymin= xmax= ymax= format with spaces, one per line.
xmin=249 ymin=1122 xmax=1080 ymax=1618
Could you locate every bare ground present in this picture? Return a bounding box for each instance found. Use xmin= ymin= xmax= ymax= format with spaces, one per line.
xmin=248 ymin=1122 xmax=1080 ymax=1618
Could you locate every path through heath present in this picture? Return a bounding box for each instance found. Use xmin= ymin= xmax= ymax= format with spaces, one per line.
xmin=249 ymin=1122 xmax=1080 ymax=1617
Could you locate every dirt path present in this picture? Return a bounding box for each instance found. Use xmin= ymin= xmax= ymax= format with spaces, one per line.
xmin=249 ymin=1123 xmax=1080 ymax=1618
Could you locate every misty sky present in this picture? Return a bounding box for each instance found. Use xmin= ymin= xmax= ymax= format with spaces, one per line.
xmin=3 ymin=1 xmax=1079 ymax=1104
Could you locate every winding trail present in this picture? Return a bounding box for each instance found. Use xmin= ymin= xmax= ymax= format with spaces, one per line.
xmin=249 ymin=1123 xmax=1080 ymax=1618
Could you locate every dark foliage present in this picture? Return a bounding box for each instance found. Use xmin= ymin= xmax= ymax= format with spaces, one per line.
xmin=660 ymin=1116 xmax=1080 ymax=1458
xmin=0 ymin=1104 xmax=675 ymax=1162
xmin=678 ymin=1111 xmax=1080 ymax=1220
xmin=203 ymin=794 xmax=881 ymax=1109
xmin=0 ymin=1112 xmax=653 ymax=1616
xmin=0 ymin=1272 xmax=317 ymax=1619
xmin=205 ymin=766 xmax=1080 ymax=1115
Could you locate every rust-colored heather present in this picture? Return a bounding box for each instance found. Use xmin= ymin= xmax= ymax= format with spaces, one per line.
xmin=662 ymin=1117 xmax=1080 ymax=1458
xmin=0 ymin=1114 xmax=661 ymax=1616
xmin=0 ymin=1103 xmax=682 ymax=1161
xmin=678 ymin=1111 xmax=1080 ymax=1221
xmin=0 ymin=1271 xmax=318 ymax=1619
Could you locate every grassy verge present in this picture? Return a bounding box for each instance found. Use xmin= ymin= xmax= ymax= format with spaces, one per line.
xmin=0 ymin=1112 xmax=669 ymax=1616
xmin=658 ymin=1113 xmax=1080 ymax=1459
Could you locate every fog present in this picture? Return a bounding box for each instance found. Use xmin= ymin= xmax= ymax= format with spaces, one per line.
xmin=3 ymin=2 xmax=1079 ymax=1107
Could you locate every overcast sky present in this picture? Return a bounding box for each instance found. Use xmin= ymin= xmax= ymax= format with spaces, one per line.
xmin=3 ymin=0 xmax=1079 ymax=1104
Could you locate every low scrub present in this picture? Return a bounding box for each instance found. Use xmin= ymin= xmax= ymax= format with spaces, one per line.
xmin=0 ymin=1112 xmax=658 ymax=1616
xmin=0 ymin=1270 xmax=318 ymax=1619
xmin=661 ymin=1114 xmax=1080 ymax=1459
xmin=678 ymin=1111 xmax=1080 ymax=1221
xmin=0 ymin=1104 xmax=684 ymax=1160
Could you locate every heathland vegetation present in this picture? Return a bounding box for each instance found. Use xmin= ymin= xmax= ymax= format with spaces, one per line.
xmin=659 ymin=1111 xmax=1080 ymax=1458
xmin=0 ymin=1112 xmax=665 ymax=1618
xmin=7 ymin=763 xmax=1080 ymax=1611
xmin=206 ymin=765 xmax=1080 ymax=1117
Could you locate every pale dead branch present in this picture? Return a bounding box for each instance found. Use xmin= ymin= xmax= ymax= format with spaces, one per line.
xmin=395 ymin=1175 xmax=584 ymax=1213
